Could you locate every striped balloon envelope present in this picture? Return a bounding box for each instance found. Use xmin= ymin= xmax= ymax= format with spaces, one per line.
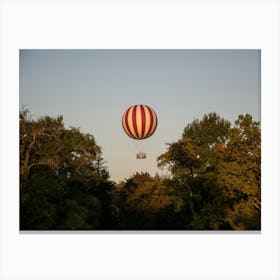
xmin=122 ymin=105 xmax=158 ymax=140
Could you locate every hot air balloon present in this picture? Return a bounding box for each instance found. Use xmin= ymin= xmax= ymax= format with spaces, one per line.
xmin=122 ymin=104 xmax=158 ymax=159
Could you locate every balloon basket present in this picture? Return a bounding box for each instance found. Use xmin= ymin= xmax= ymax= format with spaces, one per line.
xmin=136 ymin=152 xmax=146 ymax=159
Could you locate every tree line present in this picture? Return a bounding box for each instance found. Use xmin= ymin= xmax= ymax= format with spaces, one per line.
xmin=20 ymin=110 xmax=260 ymax=230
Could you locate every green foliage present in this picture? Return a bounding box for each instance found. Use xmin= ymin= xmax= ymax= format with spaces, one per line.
xmin=20 ymin=166 xmax=63 ymax=229
xmin=216 ymin=114 xmax=261 ymax=230
xmin=20 ymin=110 xmax=111 ymax=230
xmin=157 ymin=113 xmax=260 ymax=230
xmin=183 ymin=112 xmax=230 ymax=145
xmin=20 ymin=110 xmax=261 ymax=230
xmin=116 ymin=172 xmax=177 ymax=229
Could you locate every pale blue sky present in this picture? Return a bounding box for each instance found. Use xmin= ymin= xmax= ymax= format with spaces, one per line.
xmin=19 ymin=50 xmax=260 ymax=182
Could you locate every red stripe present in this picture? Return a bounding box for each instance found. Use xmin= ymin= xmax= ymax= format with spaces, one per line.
xmin=140 ymin=105 xmax=146 ymax=138
xmin=152 ymin=113 xmax=158 ymax=136
xmin=123 ymin=107 xmax=136 ymax=139
xmin=122 ymin=109 xmax=130 ymax=137
xmin=132 ymin=105 xmax=139 ymax=138
xmin=146 ymin=106 xmax=154 ymax=138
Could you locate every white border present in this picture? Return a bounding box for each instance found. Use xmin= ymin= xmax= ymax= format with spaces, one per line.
xmin=1 ymin=1 xmax=279 ymax=280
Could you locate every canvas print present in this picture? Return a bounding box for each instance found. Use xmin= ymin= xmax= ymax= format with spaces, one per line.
xmin=20 ymin=50 xmax=261 ymax=231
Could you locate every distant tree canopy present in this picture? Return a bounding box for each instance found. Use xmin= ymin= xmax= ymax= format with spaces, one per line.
xmin=20 ymin=110 xmax=260 ymax=230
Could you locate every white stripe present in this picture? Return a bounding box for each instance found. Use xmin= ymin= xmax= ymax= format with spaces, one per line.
xmin=136 ymin=105 xmax=142 ymax=137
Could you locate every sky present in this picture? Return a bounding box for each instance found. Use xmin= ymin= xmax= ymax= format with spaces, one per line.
xmin=19 ymin=49 xmax=260 ymax=182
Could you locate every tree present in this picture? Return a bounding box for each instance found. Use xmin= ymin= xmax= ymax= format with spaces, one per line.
xmin=157 ymin=113 xmax=260 ymax=230
xmin=20 ymin=110 xmax=65 ymax=187
xmin=20 ymin=110 xmax=105 ymax=187
xmin=20 ymin=110 xmax=112 ymax=230
xmin=157 ymin=113 xmax=231 ymax=229
xmin=116 ymin=172 xmax=176 ymax=229
xmin=216 ymin=114 xmax=261 ymax=229
xmin=20 ymin=110 xmax=261 ymax=230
